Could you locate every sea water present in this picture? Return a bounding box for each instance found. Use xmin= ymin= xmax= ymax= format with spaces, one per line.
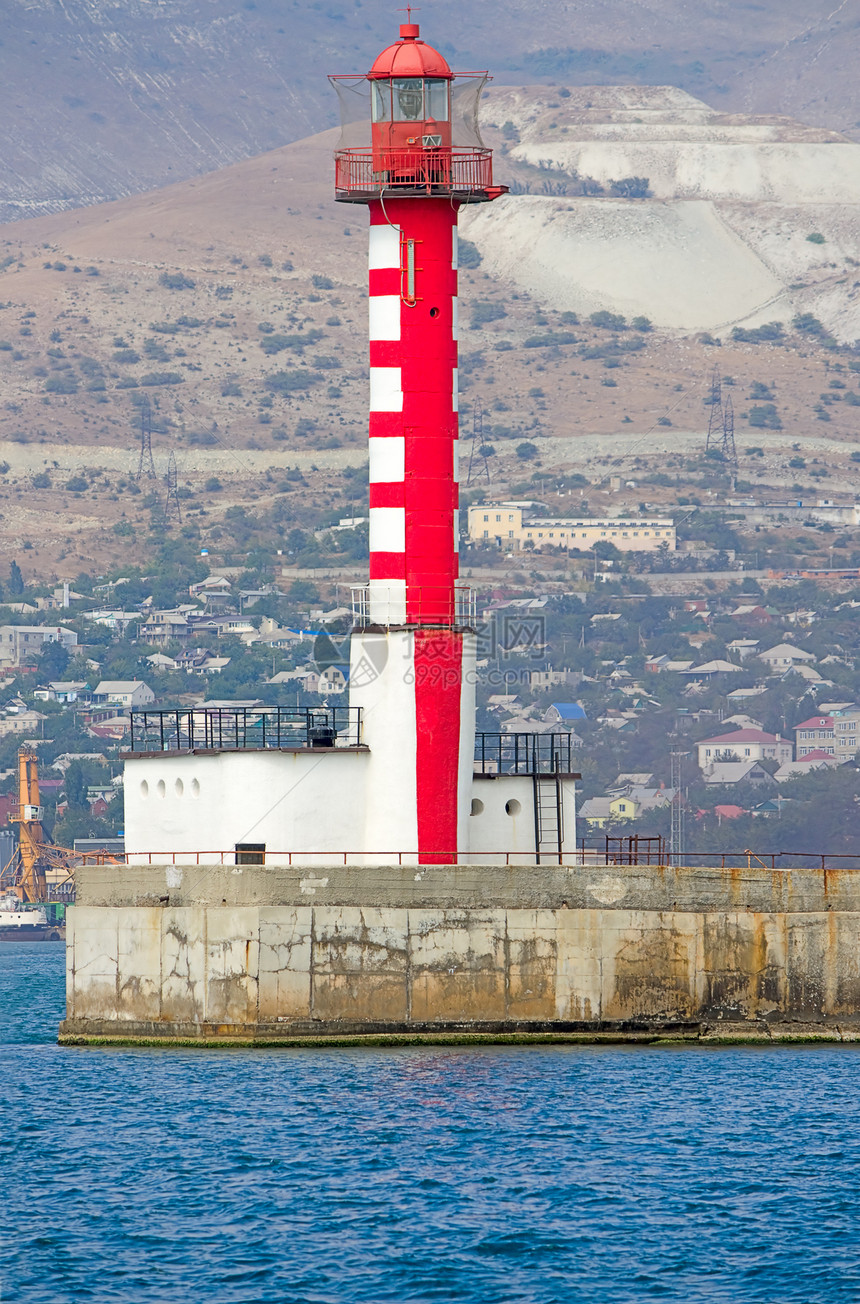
xmin=3 ymin=945 xmax=860 ymax=1304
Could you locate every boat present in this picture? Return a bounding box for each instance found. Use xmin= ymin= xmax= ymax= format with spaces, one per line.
xmin=0 ymin=892 xmax=63 ymax=942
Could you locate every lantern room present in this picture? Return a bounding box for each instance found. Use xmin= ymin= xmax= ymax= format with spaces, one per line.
xmin=368 ymin=24 xmax=453 ymax=157
xmin=330 ymin=22 xmax=505 ymax=202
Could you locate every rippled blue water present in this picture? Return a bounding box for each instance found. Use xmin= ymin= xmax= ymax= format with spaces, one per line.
xmin=3 ymin=946 xmax=860 ymax=1303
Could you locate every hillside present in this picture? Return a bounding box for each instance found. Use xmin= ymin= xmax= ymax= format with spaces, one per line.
xmin=0 ymin=88 xmax=857 ymax=580
xmin=2 ymin=0 xmax=860 ymax=223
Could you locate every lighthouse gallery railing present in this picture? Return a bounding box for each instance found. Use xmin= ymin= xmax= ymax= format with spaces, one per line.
xmin=128 ymin=706 xmax=362 ymax=753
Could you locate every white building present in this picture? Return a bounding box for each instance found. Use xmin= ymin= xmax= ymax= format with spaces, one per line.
xmin=759 ymin=643 xmax=816 ymax=672
xmin=467 ymin=504 xmax=676 ymax=553
xmin=94 ymin=681 xmax=155 ymax=709
xmin=696 ymin=728 xmax=792 ymax=771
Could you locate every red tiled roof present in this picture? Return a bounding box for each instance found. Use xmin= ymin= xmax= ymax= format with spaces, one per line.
xmin=714 ymin=804 xmax=746 ymax=818
xmin=793 ymin=716 xmax=834 ymax=731
xmin=699 ymin=729 xmax=782 ymax=746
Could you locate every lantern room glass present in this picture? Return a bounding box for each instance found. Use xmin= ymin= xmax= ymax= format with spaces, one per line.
xmin=371 ymin=79 xmax=451 ymax=124
xmin=392 ymin=79 xmax=424 ymax=121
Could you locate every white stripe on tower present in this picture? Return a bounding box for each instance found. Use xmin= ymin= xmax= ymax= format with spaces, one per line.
xmin=368 ymin=217 xmax=406 ymax=625
xmin=369 ymin=295 xmax=401 ymax=341
xmin=369 ymin=223 xmax=400 ymax=270
xmin=369 ymin=367 xmax=403 ymax=412
xmin=369 ymin=437 xmax=405 ymax=483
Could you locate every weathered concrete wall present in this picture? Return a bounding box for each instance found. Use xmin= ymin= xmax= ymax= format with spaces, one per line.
xmin=59 ymin=862 xmax=860 ymax=1044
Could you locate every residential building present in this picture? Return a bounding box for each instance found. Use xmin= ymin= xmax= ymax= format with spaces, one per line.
xmin=794 ymin=715 xmax=835 ymax=758
xmin=727 ymin=639 xmax=760 ymax=660
xmin=141 ymin=613 xmax=193 ymax=647
xmin=467 ymin=504 xmax=676 ymax=553
xmin=33 ymin=680 xmax=88 ymax=704
xmin=831 ymin=707 xmax=860 ymax=761
xmin=93 ymin=681 xmax=156 ymax=709
xmin=0 ymin=707 xmax=47 ymax=737
xmin=759 ymin=643 xmax=816 ymax=672
xmin=775 ymin=751 xmax=840 ymax=781
xmin=529 ymin=668 xmax=578 ymax=692
xmin=0 ymin=625 xmax=78 ymax=668
xmin=543 ymin=703 xmax=587 ymax=726
xmin=684 ymin=659 xmax=742 ymax=678
xmin=701 ymin=761 xmax=777 ymax=787
xmin=317 ymin=666 xmax=348 ymax=695
xmin=729 ymin=604 xmax=773 ymax=625
xmin=696 ymin=729 xmax=792 ymax=771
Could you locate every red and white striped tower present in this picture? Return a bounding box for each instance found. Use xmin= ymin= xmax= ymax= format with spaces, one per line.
xmin=332 ymin=22 xmax=505 ymax=864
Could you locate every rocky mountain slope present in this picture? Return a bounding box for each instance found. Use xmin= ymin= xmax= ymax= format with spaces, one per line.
xmin=0 ymin=87 xmax=856 ymax=579
xmin=2 ymin=0 xmax=859 ymax=222
xmin=466 ymin=86 xmax=860 ymax=338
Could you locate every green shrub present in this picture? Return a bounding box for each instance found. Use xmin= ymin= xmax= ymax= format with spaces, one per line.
xmin=158 ymin=271 xmax=196 ymax=290
xmin=139 ymin=371 xmax=183 ymax=386
xmin=458 ymin=239 xmax=482 ymax=269
xmin=264 ymin=370 xmax=318 ymax=393
xmin=731 ymin=322 xmax=785 ymax=344
xmin=806 ymin=232 xmax=826 ymax=244
xmin=44 ymin=375 xmax=78 ymax=394
xmin=516 ymin=441 xmax=538 ymax=460
xmin=66 ymin=475 xmax=87 ymax=492
xmin=589 ymin=310 xmax=626 ymax=330
xmin=471 ymin=301 xmax=507 ymax=327
xmin=748 ymin=403 xmax=782 ymax=429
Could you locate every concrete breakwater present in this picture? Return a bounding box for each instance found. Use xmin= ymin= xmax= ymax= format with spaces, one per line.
xmin=59 ymin=861 xmax=860 ymax=1045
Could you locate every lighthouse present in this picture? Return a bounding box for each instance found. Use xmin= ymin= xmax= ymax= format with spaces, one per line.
xmin=119 ymin=21 xmax=577 ymax=872
xmin=331 ymin=19 xmax=506 ymax=864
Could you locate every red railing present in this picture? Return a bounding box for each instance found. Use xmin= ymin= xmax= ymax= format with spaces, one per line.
xmin=76 ymin=849 xmax=860 ymax=870
xmin=335 ymin=148 xmax=496 ymax=198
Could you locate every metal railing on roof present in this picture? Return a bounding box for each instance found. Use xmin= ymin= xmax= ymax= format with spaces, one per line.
xmin=474 ymin=732 xmax=578 ymax=776
xmin=127 ymin=706 xmax=362 ymax=754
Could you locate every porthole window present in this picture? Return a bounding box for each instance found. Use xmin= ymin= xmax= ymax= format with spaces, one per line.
xmin=156 ymin=779 xmax=166 ymax=799
xmin=470 ymin=798 xmax=484 ymax=816
xmin=140 ymin=780 xmax=149 ymax=799
xmin=175 ymin=778 xmax=184 ymax=797
xmin=191 ymin=778 xmax=200 ymax=798
xmin=505 ymin=799 xmax=521 ymax=817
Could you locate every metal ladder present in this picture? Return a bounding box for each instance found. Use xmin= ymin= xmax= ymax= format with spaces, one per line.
xmin=533 ymin=774 xmax=563 ymax=865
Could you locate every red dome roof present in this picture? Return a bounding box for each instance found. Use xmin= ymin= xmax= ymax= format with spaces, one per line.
xmin=368 ymin=24 xmax=452 ymax=80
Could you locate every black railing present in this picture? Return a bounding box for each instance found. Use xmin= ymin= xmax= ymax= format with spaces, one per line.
xmin=474 ymin=732 xmax=578 ymax=776
xmin=128 ymin=706 xmax=363 ymax=754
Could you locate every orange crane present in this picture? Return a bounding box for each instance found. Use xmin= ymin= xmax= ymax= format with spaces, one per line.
xmin=0 ymin=746 xmax=121 ymax=903
xmin=9 ymin=746 xmax=48 ymax=902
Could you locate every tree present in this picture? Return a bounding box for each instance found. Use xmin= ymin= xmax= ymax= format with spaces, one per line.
xmin=37 ymin=639 xmax=70 ymax=681
xmin=8 ymin=560 xmax=23 ymax=595
xmin=64 ymin=761 xmax=88 ymax=810
xmin=516 ymin=442 xmax=538 ymax=461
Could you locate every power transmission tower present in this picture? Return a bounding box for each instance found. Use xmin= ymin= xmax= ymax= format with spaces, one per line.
xmin=466 ymin=398 xmax=491 ymax=487
xmin=722 ymin=391 xmax=737 ymax=468
xmin=704 ymin=366 xmax=738 ymax=469
xmin=135 ymin=397 xmax=156 ymax=480
xmin=669 ymin=750 xmax=687 ymax=867
xmin=164 ymin=451 xmax=182 ymax=524
xmin=704 ymin=365 xmax=722 ymax=455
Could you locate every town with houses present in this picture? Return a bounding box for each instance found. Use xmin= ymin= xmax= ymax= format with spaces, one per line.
xmin=0 ymin=498 xmax=858 ymax=863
